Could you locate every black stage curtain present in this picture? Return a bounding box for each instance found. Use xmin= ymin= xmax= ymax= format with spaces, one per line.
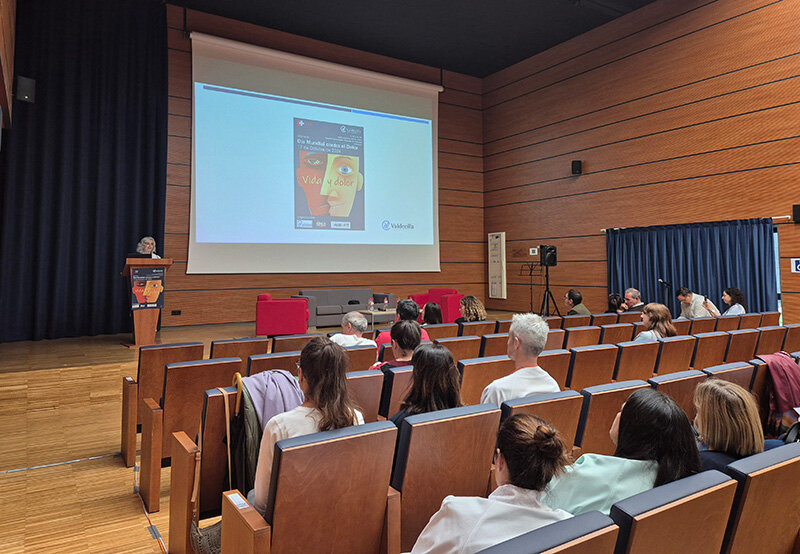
xmin=607 ymin=218 xmax=778 ymax=317
xmin=0 ymin=0 xmax=167 ymax=342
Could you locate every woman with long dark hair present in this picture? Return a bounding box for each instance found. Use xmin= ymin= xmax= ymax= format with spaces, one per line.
xmin=422 ymin=302 xmax=443 ymax=325
xmin=705 ymin=287 xmax=747 ymax=316
xmin=541 ymin=388 xmax=700 ymax=515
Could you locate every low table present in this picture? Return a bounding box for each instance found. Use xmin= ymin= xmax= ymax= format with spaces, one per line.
xmin=359 ymin=308 xmax=396 ymax=330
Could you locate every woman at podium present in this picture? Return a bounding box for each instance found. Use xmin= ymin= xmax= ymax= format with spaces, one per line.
xmin=136 ymin=236 xmax=161 ymax=258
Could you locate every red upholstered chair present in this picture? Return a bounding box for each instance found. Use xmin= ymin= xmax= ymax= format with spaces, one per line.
xmin=255 ymin=294 xmax=309 ymax=336
xmin=409 ymin=288 xmax=464 ymax=323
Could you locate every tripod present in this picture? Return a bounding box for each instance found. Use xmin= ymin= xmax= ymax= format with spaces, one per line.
xmin=539 ymin=265 xmax=561 ymax=316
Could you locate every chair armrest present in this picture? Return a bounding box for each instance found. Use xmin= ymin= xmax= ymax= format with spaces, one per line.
xmin=292 ymin=295 xmax=317 ymax=327
xmin=169 ymin=431 xmax=200 ymax=554
xmin=140 ymin=397 xmax=163 ymax=513
xmin=221 ymin=490 xmax=271 ymax=554
xmin=121 ymin=376 xmax=138 ymax=468
xmin=381 ymin=486 xmax=401 ymax=554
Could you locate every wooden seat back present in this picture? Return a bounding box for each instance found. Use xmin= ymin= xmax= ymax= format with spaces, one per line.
xmin=271 ymin=333 xmax=321 ymax=353
xmin=610 ymin=470 xmax=736 ymax=554
xmin=495 ymin=319 xmax=512 ymax=333
xmin=343 ymin=344 xmax=378 ymax=371
xmin=210 ymin=338 xmax=270 ymax=373
xmin=715 ymin=315 xmax=741 ymax=331
xmin=345 ymin=370 xmax=383 ymax=423
xmin=701 ymin=362 xmax=755 ymax=390
xmin=691 ymin=331 xmax=729 ymax=370
xmin=459 ymin=356 xmax=516 ymax=406
xmin=576 ymin=380 xmax=650 ymax=455
xmin=545 ymin=316 xmax=563 ymax=329
xmin=458 ymin=320 xmax=496 ymax=337
xmin=725 ymin=329 xmax=758 ymax=363
xmin=755 ymin=326 xmax=787 ymax=356
xmin=422 ymin=323 xmax=459 ymax=340
xmin=564 ymin=325 xmax=601 ymax=349
xmin=562 ymin=314 xmax=591 ymax=328
xmin=613 ymin=341 xmax=659 ymax=382
xmin=648 ymin=370 xmax=706 ymax=420
xmin=671 ymin=319 xmax=691 ymax=335
xmin=748 ymin=358 xmax=770 ymax=424
xmin=783 ymin=323 xmax=800 ymax=353
xmin=737 ymin=313 xmax=761 ymax=329
xmin=435 ymin=335 xmax=481 ymax=361
xmin=500 ymin=390 xmax=583 ymax=448
xmin=689 ymin=317 xmax=716 ymax=334
xmin=538 ymin=349 xmax=571 ymax=389
xmin=546 ymin=328 xmax=566 ymax=350
xmin=247 ymin=351 xmax=301 ymax=376
xmin=600 ymin=323 xmax=634 ymax=345
xmin=655 ymin=336 xmax=696 ymax=375
xmin=480 ymin=333 xmax=508 ymax=357
xmin=391 ymin=405 xmax=501 ymax=551
xmin=480 ymin=510 xmax=618 ymax=553
xmin=591 ymin=313 xmax=618 ymax=326
xmin=567 ymin=345 xmax=618 ymax=391
xmin=618 ymin=312 xmax=642 ymax=324
xmin=378 ymin=365 xmax=413 ymax=418
xmin=760 ymin=311 xmax=780 ymax=326
xmin=723 ymin=442 xmax=800 ymax=553
xmin=137 ymin=342 xmax=205 ymax=423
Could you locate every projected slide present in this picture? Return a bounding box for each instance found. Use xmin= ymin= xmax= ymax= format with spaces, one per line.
xmin=193 ymin=83 xmax=434 ymax=246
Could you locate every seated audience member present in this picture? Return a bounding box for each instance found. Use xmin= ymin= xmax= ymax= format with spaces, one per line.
xmin=632 ymin=303 xmax=678 ymax=343
xmin=624 ymin=288 xmax=645 ymax=311
xmin=390 ymin=343 xmax=462 ymax=429
xmin=607 ymin=293 xmax=627 ymax=314
xmin=704 ymin=287 xmax=747 ymax=317
xmin=370 ymin=320 xmax=422 ymax=373
xmin=564 ymin=289 xmax=590 ymax=315
xmin=480 ymin=313 xmax=559 ymax=406
xmin=136 ymin=235 xmax=161 ymax=258
xmin=693 ymin=379 xmax=782 ymax=471
xmin=329 ymin=311 xmax=377 ymax=348
xmin=410 ymin=415 xmax=572 ymax=554
xmin=249 ymin=337 xmax=364 ymax=515
xmin=454 ymin=295 xmax=488 ymax=325
xmin=541 ymin=388 xmax=700 ymax=515
xmin=676 ymin=287 xmax=717 ymax=319
xmin=375 ymin=299 xmax=430 ymax=348
xmin=422 ymin=301 xmax=443 ymax=325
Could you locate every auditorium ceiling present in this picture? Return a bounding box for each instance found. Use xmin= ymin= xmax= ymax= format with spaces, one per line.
xmin=169 ymin=0 xmax=656 ymax=77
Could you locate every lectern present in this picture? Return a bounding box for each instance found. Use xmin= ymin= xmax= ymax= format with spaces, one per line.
xmin=121 ymin=258 xmax=173 ymax=347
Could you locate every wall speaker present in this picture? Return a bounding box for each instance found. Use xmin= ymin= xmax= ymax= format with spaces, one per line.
xmin=571 ymin=160 xmax=582 ymax=175
xmin=793 ymin=204 xmax=800 ymax=223
xmin=16 ymin=76 xmax=35 ymax=103
xmin=540 ymin=245 xmax=558 ymax=267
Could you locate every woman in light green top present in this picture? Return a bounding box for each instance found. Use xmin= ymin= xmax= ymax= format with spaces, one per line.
xmin=542 ymin=388 xmax=701 ymax=515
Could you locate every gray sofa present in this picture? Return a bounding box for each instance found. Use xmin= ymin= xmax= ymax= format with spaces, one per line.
xmin=294 ymin=288 xmax=397 ymax=327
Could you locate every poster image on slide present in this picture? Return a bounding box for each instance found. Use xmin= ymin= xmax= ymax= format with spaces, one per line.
xmin=294 ymin=118 xmax=364 ymax=231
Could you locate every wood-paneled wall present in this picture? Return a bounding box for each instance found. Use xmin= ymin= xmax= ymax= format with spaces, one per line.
xmin=164 ymin=5 xmax=486 ymax=326
xmin=0 ymin=0 xmax=16 ymax=125
xmin=482 ymin=0 xmax=800 ymax=322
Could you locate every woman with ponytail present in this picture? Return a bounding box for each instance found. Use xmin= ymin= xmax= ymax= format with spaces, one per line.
xmin=410 ymin=415 xmax=572 ymax=553
xmin=249 ymin=337 xmax=363 ymax=516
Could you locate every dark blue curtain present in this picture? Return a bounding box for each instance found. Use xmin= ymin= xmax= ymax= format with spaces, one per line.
xmin=0 ymin=0 xmax=167 ymax=342
xmin=607 ymin=219 xmax=778 ymax=317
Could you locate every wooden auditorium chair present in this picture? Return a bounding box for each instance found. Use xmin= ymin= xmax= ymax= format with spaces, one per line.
xmin=725 ymin=329 xmax=759 ymax=363
xmin=563 ymin=325 xmax=601 ymax=349
xmin=617 ymin=312 xmax=642 ymax=324
xmin=722 ymin=442 xmax=800 ymax=554
xmin=754 ymin=325 xmax=787 ymax=356
xmin=690 ymin=331 xmax=729 ymax=370
xmin=121 ymin=341 xmax=204 ymax=468
xmin=537 ymin=349 xmax=572 ymax=389
xmin=343 ymin=344 xmax=378 ymax=371
xmin=613 ymin=341 xmax=659 ymax=382
xmin=748 ymin=358 xmax=770 ymax=424
xmin=701 ymin=362 xmax=755 ymax=390
xmin=545 ymin=328 xmax=565 ymax=350
xmin=500 ymin=390 xmax=583 ymax=450
xmin=715 ymin=315 xmax=741 ymax=331
xmin=544 ymin=316 xmax=563 ymax=329
xmin=561 ymin=314 xmax=591 ymax=328
xmin=760 ymin=311 xmax=781 ymax=326
xmin=140 ymin=357 xmax=241 ymax=512
xmin=480 ymin=333 xmax=509 ymax=357
xmin=391 ymin=404 xmax=501 ymax=551
xmin=590 ymin=313 xmax=618 ymax=326
xmin=495 ymin=319 xmax=512 ymax=333
xmin=654 ymin=335 xmax=696 ymax=375
xmin=434 ymin=335 xmax=481 ymax=361
xmin=671 ymin=319 xmax=691 ymax=335
xmin=688 ymin=317 xmax=716 ymax=334
xmin=480 ymin=510 xmax=618 ymax=553
xmin=599 ymin=323 xmax=634 ymax=345
xmin=345 ymin=369 xmax=383 ymax=423
xmin=737 ymin=313 xmax=761 ymax=329
xmin=421 ymin=323 xmax=459 ymax=340
xmin=271 ymin=333 xmax=321 ymax=353
xmin=459 ymin=355 xmax=516 ymax=406
xmin=783 ymin=323 xmax=800 ymax=353
xmin=220 ymin=421 xmax=399 ymax=554
xmin=647 ymin=370 xmax=707 ymax=420
xmin=566 ymin=345 xmax=617 ymax=391
xmin=247 ymin=351 xmax=301 ymax=377
xmin=609 ymin=470 xmax=736 ymax=554
xmin=378 ymin=365 xmax=413 ymax=419
xmin=458 ymin=320 xmax=496 ymax=337
xmin=575 ymin=380 xmax=650 ymax=456
xmin=210 ymin=337 xmax=270 ymax=373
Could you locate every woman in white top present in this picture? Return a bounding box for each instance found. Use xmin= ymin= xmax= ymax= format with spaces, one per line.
xmin=410 ymin=414 xmax=572 ymax=554
xmin=632 ymin=303 xmax=678 ymax=343
xmin=704 ymin=287 xmax=747 ymax=317
xmin=136 ymin=236 xmax=161 ymax=258
xmin=250 ymin=337 xmax=364 ymax=515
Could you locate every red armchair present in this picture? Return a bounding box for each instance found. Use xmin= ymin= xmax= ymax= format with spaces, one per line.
xmin=409 ymin=288 xmax=464 ymax=323
xmin=256 ymin=294 xmax=310 ymax=336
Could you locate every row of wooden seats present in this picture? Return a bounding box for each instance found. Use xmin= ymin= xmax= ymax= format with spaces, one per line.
xmin=544 ymin=311 xmax=781 ymax=330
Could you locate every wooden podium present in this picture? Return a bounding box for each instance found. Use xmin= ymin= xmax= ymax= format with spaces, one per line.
xmin=121 ymin=258 xmax=173 ymax=347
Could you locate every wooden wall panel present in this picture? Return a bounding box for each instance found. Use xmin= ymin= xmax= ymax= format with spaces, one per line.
xmin=164 ymin=5 xmax=486 ymax=326
xmin=482 ymin=0 xmax=800 ymax=323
